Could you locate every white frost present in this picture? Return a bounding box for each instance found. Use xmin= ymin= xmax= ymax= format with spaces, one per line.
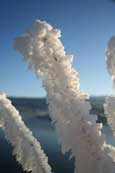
xmin=106 ymin=36 xmax=115 ymax=87
xmin=0 ymin=94 xmax=52 ymax=173
xmin=14 ymin=20 xmax=115 ymax=173
xmin=106 ymin=37 xmax=115 ymax=88
xmin=104 ymin=37 xmax=115 ymax=138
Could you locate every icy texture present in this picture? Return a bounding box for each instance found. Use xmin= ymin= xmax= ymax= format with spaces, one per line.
xmin=14 ymin=20 xmax=115 ymax=173
xmin=0 ymin=94 xmax=52 ymax=173
xmin=106 ymin=37 xmax=115 ymax=88
xmin=105 ymin=37 xmax=115 ymax=138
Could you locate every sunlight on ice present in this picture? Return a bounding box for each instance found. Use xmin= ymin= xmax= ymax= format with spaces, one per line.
xmin=14 ymin=20 xmax=115 ymax=173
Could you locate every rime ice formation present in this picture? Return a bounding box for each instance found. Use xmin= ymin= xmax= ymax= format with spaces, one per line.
xmin=0 ymin=94 xmax=52 ymax=173
xmin=14 ymin=20 xmax=115 ymax=173
xmin=106 ymin=37 xmax=115 ymax=87
xmin=104 ymin=37 xmax=115 ymax=138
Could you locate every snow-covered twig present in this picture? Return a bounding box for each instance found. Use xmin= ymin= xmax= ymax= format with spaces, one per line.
xmin=104 ymin=37 xmax=115 ymax=138
xmin=0 ymin=94 xmax=52 ymax=173
xmin=14 ymin=20 xmax=115 ymax=173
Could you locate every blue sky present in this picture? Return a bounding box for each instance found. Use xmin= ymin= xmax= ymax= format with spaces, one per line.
xmin=0 ymin=0 xmax=115 ymax=97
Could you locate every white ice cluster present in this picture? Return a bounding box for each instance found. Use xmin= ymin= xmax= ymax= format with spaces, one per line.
xmin=0 ymin=94 xmax=52 ymax=173
xmin=105 ymin=37 xmax=115 ymax=138
xmin=106 ymin=37 xmax=115 ymax=88
xmin=14 ymin=20 xmax=115 ymax=173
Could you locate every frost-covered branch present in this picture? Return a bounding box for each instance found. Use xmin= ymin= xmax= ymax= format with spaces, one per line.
xmin=104 ymin=37 xmax=115 ymax=138
xmin=0 ymin=94 xmax=52 ymax=173
xmin=14 ymin=20 xmax=115 ymax=173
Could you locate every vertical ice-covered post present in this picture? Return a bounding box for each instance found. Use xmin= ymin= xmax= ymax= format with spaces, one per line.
xmin=104 ymin=37 xmax=115 ymax=138
xmin=14 ymin=20 xmax=115 ymax=173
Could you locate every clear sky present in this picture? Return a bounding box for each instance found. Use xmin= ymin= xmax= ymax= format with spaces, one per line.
xmin=0 ymin=0 xmax=115 ymax=97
